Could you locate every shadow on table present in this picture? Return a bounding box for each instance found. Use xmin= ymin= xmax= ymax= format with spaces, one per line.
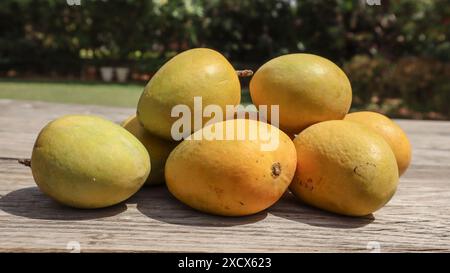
xmin=0 ymin=186 xmax=373 ymax=228
xmin=268 ymin=192 xmax=375 ymax=229
xmin=0 ymin=187 xmax=126 ymax=220
xmin=134 ymin=186 xmax=267 ymax=227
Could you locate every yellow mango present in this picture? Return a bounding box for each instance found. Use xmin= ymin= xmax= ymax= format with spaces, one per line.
xmin=250 ymin=53 xmax=352 ymax=134
xmin=137 ymin=48 xmax=241 ymax=140
xmin=345 ymin=111 xmax=412 ymax=176
xmin=165 ymin=119 xmax=297 ymax=216
xmin=30 ymin=115 xmax=150 ymax=208
xmin=290 ymin=120 xmax=398 ymax=216
xmin=122 ymin=115 xmax=177 ymax=185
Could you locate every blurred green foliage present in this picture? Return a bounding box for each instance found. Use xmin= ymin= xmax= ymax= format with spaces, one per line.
xmin=344 ymin=55 xmax=450 ymax=118
xmin=0 ymin=0 xmax=449 ymax=118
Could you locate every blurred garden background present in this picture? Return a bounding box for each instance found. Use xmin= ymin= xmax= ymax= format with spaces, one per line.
xmin=0 ymin=0 xmax=449 ymax=119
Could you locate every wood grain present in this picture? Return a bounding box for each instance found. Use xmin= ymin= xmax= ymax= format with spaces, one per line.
xmin=0 ymin=99 xmax=449 ymax=252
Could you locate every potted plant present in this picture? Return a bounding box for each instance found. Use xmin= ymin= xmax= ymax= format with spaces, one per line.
xmin=98 ymin=44 xmax=120 ymax=82
xmin=99 ymin=65 xmax=114 ymax=82
xmin=115 ymin=66 xmax=130 ymax=83
xmin=115 ymin=46 xmax=135 ymax=83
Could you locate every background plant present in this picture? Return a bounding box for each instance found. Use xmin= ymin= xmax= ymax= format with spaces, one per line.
xmin=0 ymin=0 xmax=448 ymax=119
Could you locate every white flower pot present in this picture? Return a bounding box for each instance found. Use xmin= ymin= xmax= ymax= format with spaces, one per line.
xmin=115 ymin=67 xmax=130 ymax=83
xmin=100 ymin=67 xmax=114 ymax=82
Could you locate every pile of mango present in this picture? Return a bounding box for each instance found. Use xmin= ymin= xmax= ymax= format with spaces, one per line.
xmin=27 ymin=48 xmax=411 ymax=217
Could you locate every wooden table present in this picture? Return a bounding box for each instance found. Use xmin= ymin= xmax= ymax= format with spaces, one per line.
xmin=0 ymin=99 xmax=449 ymax=252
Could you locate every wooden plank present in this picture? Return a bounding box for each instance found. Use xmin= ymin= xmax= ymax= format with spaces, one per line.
xmin=0 ymin=99 xmax=450 ymax=252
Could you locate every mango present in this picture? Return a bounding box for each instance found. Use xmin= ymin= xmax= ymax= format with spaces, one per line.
xmin=122 ymin=115 xmax=177 ymax=185
xmin=137 ymin=48 xmax=241 ymax=140
xmin=290 ymin=120 xmax=399 ymax=216
xmin=165 ymin=119 xmax=297 ymax=216
xmin=250 ymin=53 xmax=352 ymax=134
xmin=30 ymin=115 xmax=150 ymax=208
xmin=344 ymin=111 xmax=412 ymax=176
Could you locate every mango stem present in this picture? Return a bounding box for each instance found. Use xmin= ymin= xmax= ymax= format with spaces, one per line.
xmin=236 ymin=70 xmax=254 ymax=77
xmin=18 ymin=158 xmax=31 ymax=168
